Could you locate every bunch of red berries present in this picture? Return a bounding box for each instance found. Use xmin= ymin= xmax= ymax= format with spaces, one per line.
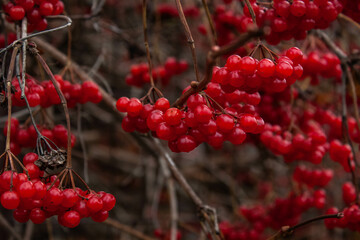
xmin=329 ymin=140 xmax=355 ymax=172
xmin=300 ymin=50 xmax=342 ymax=85
xmin=293 ymin=165 xmax=334 ymax=188
xmin=212 ymin=47 xmax=303 ymax=94
xmin=126 ymin=57 xmax=188 ymax=87
xmin=340 ymin=0 xmax=360 ymax=22
xmin=260 ymin=123 xmax=328 ymax=164
xmin=4 ymin=118 xmax=76 ymax=155
xmin=3 ymin=0 xmax=65 ymax=32
xmin=325 ymin=205 xmax=360 ymax=231
xmin=0 ymin=153 xmax=116 ymax=228
xmin=12 ymin=75 xmax=102 ymax=108
xmin=242 ymin=0 xmax=343 ymax=44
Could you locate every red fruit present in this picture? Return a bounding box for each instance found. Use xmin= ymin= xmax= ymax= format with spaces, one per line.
xmin=91 ymin=210 xmax=109 ymax=222
xmin=127 ymin=98 xmax=143 ymax=117
xmin=194 ymin=104 xmax=213 ymax=123
xmin=72 ymin=200 xmax=90 ymax=218
xmin=62 ymin=189 xmax=80 ymax=208
xmin=1 ymin=191 xmax=20 ymax=209
xmin=257 ymin=59 xmax=275 ymax=77
xmin=177 ymin=135 xmax=197 ymax=152
xmin=164 ymin=108 xmax=182 ymax=126
xmin=23 ymin=153 xmax=39 ymax=166
xmin=154 ymin=98 xmax=170 ymax=112
xmin=45 ymin=187 xmax=64 ymax=206
xmin=116 ymin=97 xmax=130 ymax=112
xmin=17 ymin=181 xmax=35 ymax=199
xmin=29 ymin=208 xmax=46 ymax=224
xmin=9 ymin=6 xmax=25 ymax=21
xmin=13 ymin=209 xmax=30 ymax=223
xmin=240 ymin=56 xmax=257 ymax=75
xmin=87 ymin=196 xmax=103 ymax=213
xmin=101 ymin=193 xmax=116 ymax=211
xmin=227 ymin=127 xmax=246 ymax=145
xmin=62 ymin=210 xmax=81 ymax=228
xmin=290 ymin=0 xmax=307 ymax=17
xmin=216 ymin=115 xmax=234 ymax=133
xmin=33 ymin=181 xmax=47 ymax=200
xmin=39 ymin=2 xmax=54 ymax=16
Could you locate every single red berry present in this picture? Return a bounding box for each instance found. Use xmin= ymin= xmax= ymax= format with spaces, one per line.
xmin=154 ymin=98 xmax=170 ymax=112
xmin=164 ymin=108 xmax=182 ymax=126
xmin=91 ymin=210 xmax=109 ymax=222
xmin=116 ymin=97 xmax=130 ymax=112
xmin=39 ymin=2 xmax=54 ymax=16
xmin=9 ymin=6 xmax=25 ymax=21
xmin=87 ymin=196 xmax=103 ymax=213
xmin=29 ymin=208 xmax=46 ymax=224
xmin=1 ymin=191 xmax=20 ymax=209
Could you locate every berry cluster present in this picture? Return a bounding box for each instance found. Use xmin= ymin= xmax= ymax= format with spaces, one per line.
xmin=4 ymin=118 xmax=76 ymax=155
xmin=117 ymin=95 xmax=262 ymax=152
xmin=260 ymin=123 xmax=328 ymax=164
xmin=242 ymin=0 xmax=343 ymax=44
xmin=293 ymin=165 xmax=334 ymax=188
xmin=3 ymin=0 xmax=65 ymax=32
xmin=12 ymin=75 xmax=102 ymax=108
xmin=126 ymin=57 xmax=188 ymax=87
xmin=220 ymin=190 xmax=327 ymax=239
xmin=212 ymin=47 xmax=303 ymax=94
xmin=300 ymin=50 xmax=342 ymax=85
xmin=329 ymin=140 xmax=355 ymax=172
xmin=340 ymin=0 xmax=360 ymax=22
xmin=0 ymin=153 xmax=116 ymax=228
xmin=325 ymin=205 xmax=360 ymax=231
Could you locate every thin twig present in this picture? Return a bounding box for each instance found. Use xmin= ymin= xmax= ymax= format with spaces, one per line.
xmin=175 ymin=0 xmax=201 ymax=82
xmin=201 ymin=0 xmax=217 ymax=45
xmin=0 ymin=15 xmax=72 ymax=55
xmin=142 ymin=0 xmax=155 ymax=87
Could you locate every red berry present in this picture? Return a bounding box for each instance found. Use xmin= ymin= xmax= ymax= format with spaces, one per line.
xmin=1 ymin=191 xmax=20 ymax=209
xmin=9 ymin=6 xmax=25 ymax=21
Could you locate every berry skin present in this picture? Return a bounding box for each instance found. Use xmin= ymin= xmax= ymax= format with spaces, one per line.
xmin=290 ymin=0 xmax=307 ymax=17
xmin=39 ymin=2 xmax=54 ymax=16
xmin=257 ymin=59 xmax=275 ymax=78
xmin=62 ymin=211 xmax=81 ymax=228
xmin=17 ymin=181 xmax=35 ymax=199
xmin=164 ymin=108 xmax=182 ymax=126
xmin=91 ymin=210 xmax=109 ymax=222
xmin=29 ymin=208 xmax=46 ymax=224
xmin=116 ymin=97 xmax=129 ymax=112
xmin=127 ymin=98 xmax=143 ymax=117
xmin=101 ymin=193 xmax=116 ymax=211
xmin=1 ymin=191 xmax=20 ymax=209
xmin=13 ymin=209 xmax=30 ymax=223
xmin=9 ymin=6 xmax=25 ymax=21
xmin=87 ymin=196 xmax=103 ymax=213
xmin=194 ymin=104 xmax=213 ymax=123
xmin=216 ymin=115 xmax=235 ymax=133
xmin=240 ymin=56 xmax=257 ymax=75
xmin=177 ymin=135 xmax=197 ymax=152
xmin=154 ymin=98 xmax=170 ymax=112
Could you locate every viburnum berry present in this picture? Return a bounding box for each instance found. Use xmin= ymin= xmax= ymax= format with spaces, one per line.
xmin=1 ymin=191 xmax=20 ymax=209
xmin=9 ymin=6 xmax=25 ymax=21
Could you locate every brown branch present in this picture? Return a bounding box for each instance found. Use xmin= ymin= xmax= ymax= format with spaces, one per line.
xmin=175 ymin=0 xmax=201 ymax=82
xmin=104 ymin=218 xmax=157 ymax=240
xmin=267 ymin=213 xmax=343 ymax=240
xmin=201 ymin=0 xmax=217 ymax=45
xmin=172 ymin=27 xmax=264 ymax=107
xmin=338 ymin=13 xmax=360 ymax=32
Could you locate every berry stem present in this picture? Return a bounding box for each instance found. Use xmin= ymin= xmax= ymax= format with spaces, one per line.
xmin=175 ymin=0 xmax=201 ymax=82
xmin=142 ymin=0 xmax=156 ymax=88
xmin=201 ymin=0 xmax=218 ymax=46
xmin=33 ymin=51 xmax=73 ymax=168
xmin=244 ymin=0 xmax=257 ymax=25
xmin=5 ymin=46 xmax=19 ymax=152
